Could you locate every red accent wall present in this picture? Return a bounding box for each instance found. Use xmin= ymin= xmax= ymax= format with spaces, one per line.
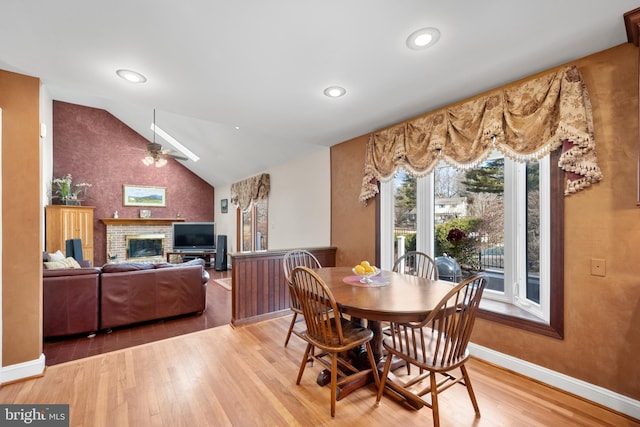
xmin=52 ymin=101 xmax=215 ymax=266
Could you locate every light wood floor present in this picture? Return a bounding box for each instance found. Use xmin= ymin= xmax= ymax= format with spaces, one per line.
xmin=1 ymin=316 xmax=638 ymax=427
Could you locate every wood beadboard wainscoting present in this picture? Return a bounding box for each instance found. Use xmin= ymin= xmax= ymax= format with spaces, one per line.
xmin=230 ymin=247 xmax=336 ymax=326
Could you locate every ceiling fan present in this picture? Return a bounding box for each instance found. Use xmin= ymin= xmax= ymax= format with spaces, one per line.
xmin=142 ymin=109 xmax=189 ymax=167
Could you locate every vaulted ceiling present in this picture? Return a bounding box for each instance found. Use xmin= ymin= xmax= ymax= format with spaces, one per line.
xmin=0 ymin=1 xmax=637 ymax=187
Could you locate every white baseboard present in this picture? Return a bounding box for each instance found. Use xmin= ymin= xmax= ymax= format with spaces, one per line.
xmin=0 ymin=353 xmax=45 ymax=385
xmin=469 ymin=343 xmax=640 ymax=420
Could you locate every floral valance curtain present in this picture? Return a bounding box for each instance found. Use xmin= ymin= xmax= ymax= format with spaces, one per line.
xmin=230 ymin=173 xmax=270 ymax=211
xmin=359 ymin=65 xmax=602 ymax=203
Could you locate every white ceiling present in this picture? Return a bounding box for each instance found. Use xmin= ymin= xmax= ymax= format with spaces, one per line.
xmin=0 ymin=1 xmax=637 ymax=188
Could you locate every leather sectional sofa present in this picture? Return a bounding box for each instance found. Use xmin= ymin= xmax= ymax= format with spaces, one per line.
xmin=43 ymin=258 xmax=210 ymax=338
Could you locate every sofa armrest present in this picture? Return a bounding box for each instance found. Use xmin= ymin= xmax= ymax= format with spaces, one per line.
xmin=43 ymin=271 xmax=100 ymax=337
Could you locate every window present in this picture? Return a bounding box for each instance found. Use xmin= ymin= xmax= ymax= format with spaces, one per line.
xmin=230 ymin=173 xmax=270 ymax=252
xmin=380 ymin=149 xmax=564 ymax=338
xmin=240 ymin=199 xmax=268 ymax=252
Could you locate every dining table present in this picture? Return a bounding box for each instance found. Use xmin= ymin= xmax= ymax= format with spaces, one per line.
xmin=313 ymin=266 xmax=456 ymax=403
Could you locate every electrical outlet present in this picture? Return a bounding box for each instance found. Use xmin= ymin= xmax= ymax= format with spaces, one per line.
xmin=591 ymin=258 xmax=606 ymax=277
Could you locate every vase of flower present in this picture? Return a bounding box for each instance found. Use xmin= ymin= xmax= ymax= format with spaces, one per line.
xmin=52 ymin=174 xmax=91 ymax=205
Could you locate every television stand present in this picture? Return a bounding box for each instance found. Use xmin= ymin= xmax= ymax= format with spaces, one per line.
xmin=166 ymin=250 xmax=216 ymax=268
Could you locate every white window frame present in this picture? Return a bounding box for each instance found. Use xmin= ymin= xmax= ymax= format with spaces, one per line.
xmin=380 ymin=155 xmax=551 ymax=323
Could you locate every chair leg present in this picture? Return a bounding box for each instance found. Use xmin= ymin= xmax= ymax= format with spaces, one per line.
xmin=375 ymin=352 xmax=394 ymax=405
xmin=330 ymin=353 xmax=338 ymax=417
xmin=284 ymin=312 xmax=298 ymax=347
xmin=460 ymin=364 xmax=480 ymax=416
xmin=365 ymin=341 xmax=380 ymax=388
xmin=430 ymin=372 xmax=440 ymax=427
xmin=296 ymin=343 xmax=313 ymax=385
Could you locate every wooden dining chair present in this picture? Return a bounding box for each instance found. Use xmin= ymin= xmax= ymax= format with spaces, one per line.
xmin=392 ymin=251 xmax=438 ymax=280
xmin=282 ymin=250 xmax=322 ymax=347
xmin=290 ymin=266 xmax=380 ymax=418
xmin=375 ymin=274 xmax=487 ymax=427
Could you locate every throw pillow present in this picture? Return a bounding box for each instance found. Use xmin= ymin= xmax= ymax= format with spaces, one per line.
xmin=43 ymin=257 xmax=82 ymax=269
xmin=47 ymin=250 xmax=66 ymax=262
xmin=43 ymin=261 xmax=67 ymax=269
xmin=64 ymin=257 xmax=82 ymax=269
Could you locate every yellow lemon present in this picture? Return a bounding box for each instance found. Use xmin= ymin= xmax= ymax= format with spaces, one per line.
xmin=360 ymin=260 xmax=371 ymax=269
xmin=354 ymin=265 xmax=366 ymax=275
xmin=364 ymin=265 xmax=375 ymax=273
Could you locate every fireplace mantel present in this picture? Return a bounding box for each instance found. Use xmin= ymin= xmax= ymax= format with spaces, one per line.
xmin=100 ymin=218 xmax=185 ymax=226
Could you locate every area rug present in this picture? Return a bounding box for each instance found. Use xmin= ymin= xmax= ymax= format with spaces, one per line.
xmin=212 ymin=277 xmax=232 ymax=291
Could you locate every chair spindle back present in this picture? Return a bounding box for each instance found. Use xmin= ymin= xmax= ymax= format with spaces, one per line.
xmin=393 ymin=251 xmax=438 ymax=280
xmin=283 ymin=250 xmax=321 ymax=310
xmin=290 ymin=266 xmax=344 ymax=347
xmin=388 ymin=274 xmax=487 ymax=368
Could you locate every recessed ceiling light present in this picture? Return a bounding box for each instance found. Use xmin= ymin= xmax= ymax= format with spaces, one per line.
xmin=116 ymin=69 xmax=147 ymax=83
xmin=406 ymin=27 xmax=440 ymax=50
xmin=323 ymin=86 xmax=346 ymax=98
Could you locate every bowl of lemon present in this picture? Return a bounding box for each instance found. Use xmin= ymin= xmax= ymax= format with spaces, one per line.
xmin=352 ymin=261 xmax=380 ymax=283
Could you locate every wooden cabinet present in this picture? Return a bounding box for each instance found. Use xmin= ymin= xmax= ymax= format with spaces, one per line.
xmin=45 ymin=205 xmax=95 ymax=265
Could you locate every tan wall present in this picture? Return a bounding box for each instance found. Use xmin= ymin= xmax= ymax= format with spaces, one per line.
xmin=0 ymin=69 xmax=42 ymax=366
xmin=330 ymin=43 xmax=640 ymax=400
xmin=330 ymin=136 xmax=377 ymax=268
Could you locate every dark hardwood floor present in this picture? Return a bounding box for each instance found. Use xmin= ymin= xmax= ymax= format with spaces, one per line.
xmin=43 ymin=268 xmax=232 ymax=366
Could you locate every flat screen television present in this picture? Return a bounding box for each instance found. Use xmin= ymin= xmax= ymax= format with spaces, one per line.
xmin=172 ymin=222 xmax=216 ymax=252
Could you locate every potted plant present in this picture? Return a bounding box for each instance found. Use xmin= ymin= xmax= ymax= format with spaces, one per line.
xmin=52 ymin=174 xmax=91 ymax=205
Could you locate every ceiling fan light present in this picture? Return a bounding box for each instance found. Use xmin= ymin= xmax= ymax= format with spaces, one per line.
xmin=142 ymin=156 xmax=154 ymax=166
xmin=155 ymin=158 xmax=168 ymax=168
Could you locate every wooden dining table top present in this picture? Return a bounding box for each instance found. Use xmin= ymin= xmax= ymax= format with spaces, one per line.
xmin=314 ymin=266 xmax=455 ymax=323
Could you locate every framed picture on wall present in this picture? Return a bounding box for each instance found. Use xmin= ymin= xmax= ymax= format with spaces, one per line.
xmin=221 ymin=199 xmax=228 ymax=213
xmin=123 ymin=185 xmax=167 ymax=207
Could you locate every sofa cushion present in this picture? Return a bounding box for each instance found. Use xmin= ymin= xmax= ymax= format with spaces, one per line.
xmin=153 ymin=258 xmax=208 ymax=283
xmin=101 ymin=262 xmax=156 ymax=273
xmin=152 ymin=262 xmax=175 ymax=269
xmin=154 ymin=258 xmax=206 ymax=269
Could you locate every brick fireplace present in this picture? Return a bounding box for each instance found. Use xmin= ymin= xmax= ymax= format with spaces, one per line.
xmin=101 ymin=218 xmax=184 ymax=263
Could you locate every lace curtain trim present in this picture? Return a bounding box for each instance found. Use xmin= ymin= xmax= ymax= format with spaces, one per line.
xmin=230 ymin=173 xmax=270 ymax=211
xmin=359 ymin=65 xmax=602 ymax=202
